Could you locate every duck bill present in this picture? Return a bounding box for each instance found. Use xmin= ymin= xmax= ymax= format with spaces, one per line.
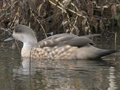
xmin=4 ymin=36 xmax=15 ymax=42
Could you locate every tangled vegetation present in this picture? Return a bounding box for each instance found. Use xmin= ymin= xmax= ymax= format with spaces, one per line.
xmin=0 ymin=0 xmax=120 ymax=39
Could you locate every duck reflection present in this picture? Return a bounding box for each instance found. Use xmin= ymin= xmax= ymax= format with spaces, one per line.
xmin=12 ymin=57 xmax=117 ymax=90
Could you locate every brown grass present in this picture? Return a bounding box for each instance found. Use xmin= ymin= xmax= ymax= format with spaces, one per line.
xmin=0 ymin=0 xmax=120 ymax=39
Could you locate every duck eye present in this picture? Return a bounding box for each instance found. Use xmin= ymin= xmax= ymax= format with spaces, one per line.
xmin=16 ymin=31 xmax=19 ymax=33
xmin=15 ymin=30 xmax=21 ymax=33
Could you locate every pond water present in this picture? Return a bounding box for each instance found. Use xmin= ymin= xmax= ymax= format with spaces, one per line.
xmin=0 ymin=34 xmax=120 ymax=90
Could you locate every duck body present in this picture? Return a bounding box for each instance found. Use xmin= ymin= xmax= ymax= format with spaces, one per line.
xmin=5 ymin=25 xmax=117 ymax=60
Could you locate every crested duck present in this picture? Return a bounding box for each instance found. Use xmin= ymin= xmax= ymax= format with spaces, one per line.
xmin=4 ymin=25 xmax=117 ymax=59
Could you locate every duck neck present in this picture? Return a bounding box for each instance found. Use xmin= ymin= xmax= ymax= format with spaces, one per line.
xmin=21 ymin=41 xmax=37 ymax=57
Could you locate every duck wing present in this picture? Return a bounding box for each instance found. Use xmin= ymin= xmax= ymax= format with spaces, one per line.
xmin=43 ymin=33 xmax=101 ymax=41
xmin=35 ymin=34 xmax=100 ymax=48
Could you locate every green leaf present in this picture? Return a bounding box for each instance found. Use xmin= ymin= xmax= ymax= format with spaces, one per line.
xmin=115 ymin=15 xmax=120 ymax=20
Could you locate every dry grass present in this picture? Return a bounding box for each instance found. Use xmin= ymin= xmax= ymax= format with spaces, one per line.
xmin=0 ymin=0 xmax=120 ymax=39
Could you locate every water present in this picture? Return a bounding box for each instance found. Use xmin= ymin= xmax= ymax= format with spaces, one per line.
xmin=1 ymin=35 xmax=120 ymax=90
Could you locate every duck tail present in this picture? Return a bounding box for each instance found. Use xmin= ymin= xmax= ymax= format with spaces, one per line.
xmin=95 ymin=50 xmax=117 ymax=58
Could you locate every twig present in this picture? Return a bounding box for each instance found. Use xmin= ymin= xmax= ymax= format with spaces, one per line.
xmin=30 ymin=7 xmax=47 ymax=38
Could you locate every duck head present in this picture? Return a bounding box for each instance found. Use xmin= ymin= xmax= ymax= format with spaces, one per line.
xmin=5 ymin=25 xmax=37 ymax=57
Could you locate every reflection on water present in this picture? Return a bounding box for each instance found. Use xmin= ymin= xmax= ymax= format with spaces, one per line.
xmin=1 ymin=36 xmax=120 ymax=90
xmin=1 ymin=57 xmax=119 ymax=90
xmin=107 ymin=67 xmax=117 ymax=90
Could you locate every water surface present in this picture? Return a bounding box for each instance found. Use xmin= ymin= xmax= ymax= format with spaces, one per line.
xmin=0 ymin=35 xmax=120 ymax=90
